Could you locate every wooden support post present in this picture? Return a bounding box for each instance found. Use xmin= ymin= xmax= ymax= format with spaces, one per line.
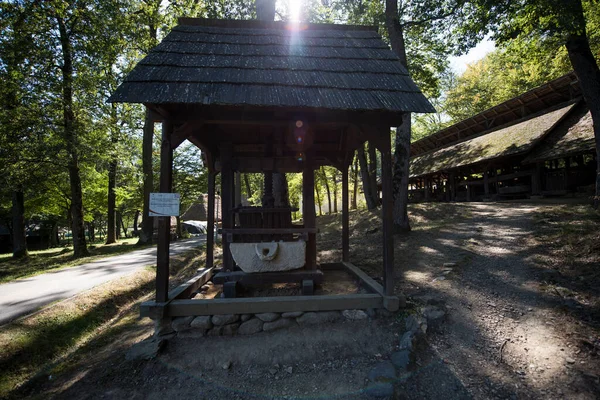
xmin=206 ymin=171 xmax=216 ymax=269
xmin=156 ymin=120 xmax=173 ymax=303
xmin=466 ymin=182 xmax=472 ymax=202
xmin=378 ymin=129 xmax=394 ymax=296
xmin=532 ymin=162 xmax=542 ymax=195
xmin=424 ymin=176 xmax=431 ymax=202
xmin=342 ymin=161 xmax=350 ymax=262
xmin=235 ymin=172 xmax=241 ymax=207
xmin=484 ymin=170 xmax=490 ymax=197
xmin=302 ymin=158 xmax=317 ymax=269
xmin=221 ymin=145 xmax=234 ymax=271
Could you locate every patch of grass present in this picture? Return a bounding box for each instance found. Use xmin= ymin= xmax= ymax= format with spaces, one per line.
xmin=0 ymin=244 xmax=206 ymax=399
xmin=0 ymin=238 xmax=151 ymax=284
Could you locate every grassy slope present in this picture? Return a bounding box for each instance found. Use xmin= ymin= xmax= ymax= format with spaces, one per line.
xmin=0 ymin=244 xmax=207 ymax=399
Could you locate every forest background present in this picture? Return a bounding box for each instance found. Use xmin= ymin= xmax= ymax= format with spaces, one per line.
xmin=1 ymin=0 xmax=598 ymax=258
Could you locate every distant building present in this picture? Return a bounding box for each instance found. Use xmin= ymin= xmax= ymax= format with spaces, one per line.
xmin=409 ymin=72 xmax=596 ymax=202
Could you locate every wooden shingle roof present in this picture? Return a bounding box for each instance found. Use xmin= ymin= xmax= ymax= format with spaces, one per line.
xmin=410 ymin=72 xmax=581 ymax=156
xmin=109 ymin=18 xmax=434 ymax=114
xmin=410 ymin=103 xmax=576 ymax=178
xmin=523 ymin=104 xmax=595 ymax=164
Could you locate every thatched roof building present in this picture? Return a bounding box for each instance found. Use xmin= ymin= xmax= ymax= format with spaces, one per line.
xmin=110 ymin=18 xmax=434 ymax=320
xmin=408 ymin=73 xmax=596 ymax=202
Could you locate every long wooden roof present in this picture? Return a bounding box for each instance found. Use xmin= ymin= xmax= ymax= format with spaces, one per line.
xmin=410 ymin=72 xmax=581 ymax=156
xmin=109 ymin=18 xmax=434 ymax=115
xmin=523 ymin=104 xmax=595 ymax=164
xmin=410 ymin=103 xmax=577 ymax=178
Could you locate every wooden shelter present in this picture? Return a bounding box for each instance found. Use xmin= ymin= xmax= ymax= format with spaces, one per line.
xmin=409 ymin=73 xmax=597 ymax=202
xmin=110 ymin=18 xmax=433 ymax=321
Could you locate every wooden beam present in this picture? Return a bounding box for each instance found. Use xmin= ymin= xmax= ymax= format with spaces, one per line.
xmin=206 ymin=171 xmax=216 ymax=269
xmin=156 ymin=120 xmax=173 ymax=303
xmin=169 ymin=267 xmax=214 ymax=301
xmin=212 ymin=269 xmax=324 ymax=285
xmin=342 ymin=262 xmax=385 ymax=295
xmin=302 ymin=157 xmax=317 ymax=269
xmin=160 ymin=294 xmax=383 ymax=317
xmin=219 ymin=227 xmax=318 ymax=235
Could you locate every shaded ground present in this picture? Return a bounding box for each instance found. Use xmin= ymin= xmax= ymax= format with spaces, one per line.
xmin=8 ymin=201 xmax=600 ymax=399
xmin=322 ymin=200 xmax=599 ymax=400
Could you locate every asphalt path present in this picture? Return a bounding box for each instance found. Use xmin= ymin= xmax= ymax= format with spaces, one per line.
xmin=0 ymin=236 xmax=205 ymax=326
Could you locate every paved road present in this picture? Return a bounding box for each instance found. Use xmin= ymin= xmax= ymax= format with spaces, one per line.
xmin=0 ymin=236 xmax=205 ymax=326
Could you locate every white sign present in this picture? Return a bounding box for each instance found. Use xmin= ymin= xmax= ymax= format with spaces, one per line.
xmin=149 ymin=193 xmax=180 ymax=216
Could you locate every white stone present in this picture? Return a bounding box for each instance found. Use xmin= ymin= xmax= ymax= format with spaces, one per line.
xmin=342 ymin=310 xmax=369 ymax=320
xmin=229 ymin=241 xmax=306 ymax=273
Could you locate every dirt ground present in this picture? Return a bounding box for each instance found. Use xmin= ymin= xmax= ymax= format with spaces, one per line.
xmin=17 ymin=200 xmax=600 ymax=400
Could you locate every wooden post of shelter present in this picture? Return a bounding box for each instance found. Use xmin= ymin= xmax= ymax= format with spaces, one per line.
xmin=302 ymin=157 xmax=317 ymax=269
xmin=484 ymin=170 xmax=490 ymax=198
xmin=342 ymin=157 xmax=350 ymax=262
xmin=206 ymin=170 xmax=216 ymax=269
xmin=221 ymin=144 xmax=234 ymax=271
xmin=156 ymin=120 xmax=173 ymax=303
xmin=449 ymin=171 xmax=456 ymax=201
xmin=424 ymin=176 xmax=431 ymax=202
xmin=532 ymin=162 xmax=542 ymax=195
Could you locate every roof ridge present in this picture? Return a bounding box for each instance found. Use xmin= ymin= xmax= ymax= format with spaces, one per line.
xmin=178 ymin=18 xmax=378 ymax=32
xmin=137 ymin=63 xmax=409 ymax=75
xmin=120 ymin=80 xmax=422 ymax=93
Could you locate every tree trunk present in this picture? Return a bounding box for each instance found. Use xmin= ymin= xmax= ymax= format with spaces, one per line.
xmin=273 ymin=172 xmax=289 ymax=207
xmin=133 ymin=209 xmax=140 ymax=236
xmin=321 ymin=167 xmax=332 ymax=214
xmin=386 ymin=0 xmax=412 ymax=232
xmin=392 ymin=118 xmax=411 ymax=232
xmin=332 ymin=169 xmax=338 ymax=213
xmin=351 ymin=155 xmax=359 ymax=210
xmin=51 ymin=221 xmax=59 ymax=246
xmin=106 ymin=104 xmax=118 ymax=244
xmin=315 ymin=186 xmax=323 ymax=216
xmin=139 ymin=107 xmax=154 ymax=244
xmin=176 ymin=216 xmax=182 ymax=239
xmin=106 ymin=158 xmax=117 ymax=243
xmin=243 ymin=174 xmax=252 ymax=199
xmin=256 ymin=0 xmax=275 ymax=21
xmin=119 ymin=211 xmax=128 ymax=238
xmin=357 ymin=144 xmax=377 ymax=210
xmin=368 ymin=142 xmax=379 ymax=203
xmin=58 ymin=16 xmax=88 ymax=258
xmin=11 ymin=190 xmax=28 ymax=259
xmin=565 ymin=29 xmax=600 ymax=208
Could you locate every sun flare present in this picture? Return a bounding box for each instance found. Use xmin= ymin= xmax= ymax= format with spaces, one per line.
xmin=288 ymin=0 xmax=302 ymax=22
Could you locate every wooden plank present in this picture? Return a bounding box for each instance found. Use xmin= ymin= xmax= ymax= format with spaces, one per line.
xmin=219 ymin=228 xmax=318 ymax=235
xmin=212 ymin=269 xmax=324 ymax=285
xmin=156 ymin=120 xmax=173 ymax=303
xmin=165 ymin=293 xmax=383 ymax=316
xmin=168 ymin=267 xmax=214 ymax=301
xmin=342 ymin=262 xmax=384 ymax=296
xmin=206 ymin=171 xmax=215 ymax=269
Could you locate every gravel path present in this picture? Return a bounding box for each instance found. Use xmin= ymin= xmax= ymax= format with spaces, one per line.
xmin=400 ymin=203 xmax=599 ymax=399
